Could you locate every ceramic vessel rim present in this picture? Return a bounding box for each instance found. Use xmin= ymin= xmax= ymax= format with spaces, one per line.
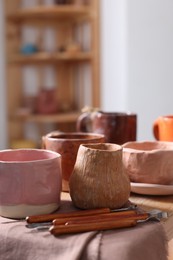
xmin=45 ymin=132 xmax=105 ymax=141
xmin=80 ymin=143 xmax=122 ymax=151
xmin=96 ymin=111 xmax=137 ymax=117
xmin=158 ymin=115 xmax=173 ymax=120
xmin=0 ymin=148 xmax=61 ymax=163
xmin=122 ymin=141 xmax=173 ymax=153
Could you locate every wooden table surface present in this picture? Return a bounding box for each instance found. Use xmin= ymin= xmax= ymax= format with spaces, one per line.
xmin=130 ymin=193 xmax=173 ymax=260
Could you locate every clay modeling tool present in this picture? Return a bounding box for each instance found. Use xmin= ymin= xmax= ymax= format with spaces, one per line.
xmin=52 ymin=209 xmax=137 ymax=226
xmin=49 ymin=218 xmax=137 ymax=236
xmin=63 ymin=209 xmax=168 ymax=225
xmin=26 ymin=208 xmax=110 ymax=224
xmin=26 ymin=209 xmax=167 ymax=231
xmin=26 ymin=205 xmax=137 ymax=224
xmin=26 ymin=209 xmax=137 ymax=229
xmin=49 ymin=209 xmax=168 ymax=236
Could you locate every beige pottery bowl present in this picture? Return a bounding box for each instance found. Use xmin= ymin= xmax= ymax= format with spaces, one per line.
xmin=122 ymin=141 xmax=173 ymax=185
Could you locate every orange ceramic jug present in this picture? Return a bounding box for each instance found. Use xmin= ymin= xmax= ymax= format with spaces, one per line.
xmin=153 ymin=115 xmax=173 ymax=141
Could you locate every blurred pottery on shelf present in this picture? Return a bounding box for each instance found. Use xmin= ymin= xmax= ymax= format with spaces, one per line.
xmin=69 ymin=143 xmax=131 ymax=209
xmin=66 ymin=42 xmax=81 ymax=53
xmin=58 ymin=42 xmax=81 ymax=54
xmin=20 ymin=43 xmax=39 ymax=55
xmin=35 ymin=88 xmax=58 ymax=114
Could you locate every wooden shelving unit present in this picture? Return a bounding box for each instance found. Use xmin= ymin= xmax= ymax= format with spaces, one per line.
xmin=8 ymin=52 xmax=92 ymax=64
xmin=7 ymin=5 xmax=91 ymax=20
xmin=13 ymin=111 xmax=80 ymax=123
xmin=4 ymin=0 xmax=100 ymax=148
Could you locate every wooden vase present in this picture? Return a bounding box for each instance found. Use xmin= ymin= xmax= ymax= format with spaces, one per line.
xmin=69 ymin=143 xmax=130 ymax=209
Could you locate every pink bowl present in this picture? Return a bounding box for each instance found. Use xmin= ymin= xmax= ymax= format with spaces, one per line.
xmin=122 ymin=141 xmax=173 ymax=185
xmin=0 ymin=149 xmax=62 ymax=218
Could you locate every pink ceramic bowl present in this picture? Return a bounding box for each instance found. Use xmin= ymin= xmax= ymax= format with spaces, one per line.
xmin=0 ymin=149 xmax=62 ymax=219
xmin=122 ymin=141 xmax=173 ymax=185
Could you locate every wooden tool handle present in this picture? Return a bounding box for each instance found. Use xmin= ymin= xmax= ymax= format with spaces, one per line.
xmin=53 ymin=210 xmax=137 ymax=225
xmin=26 ymin=208 xmax=110 ymax=223
xmin=67 ymin=212 xmax=149 ymax=225
xmin=50 ymin=219 xmax=137 ymax=236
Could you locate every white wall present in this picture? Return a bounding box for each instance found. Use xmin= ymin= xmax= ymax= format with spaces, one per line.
xmin=100 ymin=0 xmax=173 ymax=141
xmin=100 ymin=0 xmax=128 ymax=111
xmin=126 ymin=0 xmax=173 ymax=140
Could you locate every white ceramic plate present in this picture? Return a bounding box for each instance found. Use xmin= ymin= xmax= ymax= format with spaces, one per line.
xmin=131 ymin=182 xmax=173 ymax=195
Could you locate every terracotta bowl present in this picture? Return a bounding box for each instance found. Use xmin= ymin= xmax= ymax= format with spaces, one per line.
xmin=42 ymin=131 xmax=105 ymax=192
xmin=0 ymin=149 xmax=62 ymax=219
xmin=122 ymin=141 xmax=173 ymax=185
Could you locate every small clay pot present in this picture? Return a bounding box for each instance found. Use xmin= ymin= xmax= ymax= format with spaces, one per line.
xmin=69 ymin=143 xmax=130 ymax=209
xmin=42 ymin=132 xmax=105 ymax=192
xmin=35 ymin=89 xmax=58 ymax=114
xmin=123 ymin=141 xmax=173 ymax=185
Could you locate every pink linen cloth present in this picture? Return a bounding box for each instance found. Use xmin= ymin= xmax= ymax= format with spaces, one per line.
xmin=0 ymin=198 xmax=168 ymax=260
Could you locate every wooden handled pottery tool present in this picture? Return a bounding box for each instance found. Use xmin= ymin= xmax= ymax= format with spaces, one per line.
xmin=26 ymin=209 xmax=137 ymax=229
xmin=26 ymin=204 xmax=137 ymax=224
xmin=49 ymin=219 xmax=137 ymax=236
xmin=25 ymin=208 xmax=167 ymax=233
xmin=52 ymin=209 xmax=167 ymax=226
xmin=49 ymin=209 xmax=168 ymax=236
